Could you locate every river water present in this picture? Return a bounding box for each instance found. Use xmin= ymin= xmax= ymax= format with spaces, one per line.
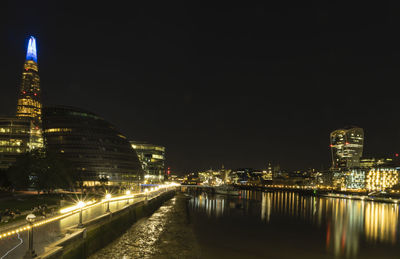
xmin=91 ymin=190 xmax=400 ymax=258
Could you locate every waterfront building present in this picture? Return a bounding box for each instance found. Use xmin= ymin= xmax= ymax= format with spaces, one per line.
xmin=330 ymin=126 xmax=364 ymax=170
xmin=0 ymin=36 xmax=43 ymax=169
xmin=220 ymin=165 xmax=231 ymax=183
xmin=262 ymin=162 xmax=273 ymax=181
xmin=182 ymin=173 xmax=200 ymax=185
xmin=197 ymin=169 xmax=223 ymax=186
xmin=330 ymin=126 xmax=364 ymax=169
xmin=360 ymin=157 xmax=394 ymax=168
xmin=130 ymin=141 xmax=165 ymax=183
xmin=272 ymin=164 xmax=281 ymax=178
xmin=316 ymin=170 xmax=332 ymax=187
xmin=0 ymin=117 xmax=43 ymax=169
xmin=344 ymin=169 xmax=366 ymax=190
xmin=366 ymin=168 xmax=399 ymax=191
xmin=43 ymin=106 xmax=143 ymax=186
xmin=230 ymin=168 xmax=252 ymax=184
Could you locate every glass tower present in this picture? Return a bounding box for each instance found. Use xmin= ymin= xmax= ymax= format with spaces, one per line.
xmin=16 ymin=36 xmax=42 ymax=122
xmin=0 ymin=36 xmax=43 ymax=169
xmin=130 ymin=141 xmax=166 ymax=183
xmin=330 ymin=126 xmax=364 ymax=169
xmin=16 ymin=36 xmax=43 ymax=149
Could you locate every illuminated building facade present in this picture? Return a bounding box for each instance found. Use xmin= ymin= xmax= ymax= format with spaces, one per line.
xmin=262 ymin=162 xmax=273 ymax=181
xmin=330 ymin=127 xmax=364 ymax=169
xmin=344 ymin=169 xmax=366 ymax=190
xmin=43 ymin=106 xmax=143 ymax=186
xmin=366 ymin=168 xmax=399 ymax=191
xmin=0 ymin=36 xmax=43 ymax=169
xmin=360 ymin=158 xmax=393 ymax=168
xmin=16 ymin=36 xmax=42 ymax=124
xmin=130 ymin=141 xmax=165 ymax=183
xmin=230 ymin=168 xmax=253 ymax=184
xmin=0 ymin=117 xmax=42 ymax=169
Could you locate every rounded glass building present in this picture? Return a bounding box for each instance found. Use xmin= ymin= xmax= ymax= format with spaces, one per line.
xmin=42 ymin=106 xmax=143 ymax=186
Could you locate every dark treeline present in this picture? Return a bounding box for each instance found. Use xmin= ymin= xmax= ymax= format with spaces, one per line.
xmin=0 ymin=148 xmax=77 ymax=194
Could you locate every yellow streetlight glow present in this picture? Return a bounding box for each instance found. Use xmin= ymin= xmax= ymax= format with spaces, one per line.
xmin=77 ymin=201 xmax=86 ymax=208
xmin=0 ymin=184 xmax=175 ymax=240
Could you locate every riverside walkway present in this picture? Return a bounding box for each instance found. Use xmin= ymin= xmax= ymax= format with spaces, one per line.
xmin=0 ymin=184 xmax=177 ymax=259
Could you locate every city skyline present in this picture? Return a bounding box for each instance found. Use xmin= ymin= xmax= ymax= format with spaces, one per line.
xmin=2 ymin=2 xmax=400 ymax=173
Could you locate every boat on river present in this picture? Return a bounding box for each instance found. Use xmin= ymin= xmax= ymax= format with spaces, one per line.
xmin=214 ymin=185 xmax=240 ymax=196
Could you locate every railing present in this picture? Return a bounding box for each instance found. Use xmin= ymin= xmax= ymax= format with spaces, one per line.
xmin=0 ymin=183 xmax=179 ymax=258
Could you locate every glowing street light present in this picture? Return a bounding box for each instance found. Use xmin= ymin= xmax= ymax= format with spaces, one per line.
xmin=126 ymin=190 xmax=131 ymax=204
xmin=77 ymin=201 xmax=85 ymax=228
xmin=105 ymin=194 xmax=111 ymax=212
xmin=24 ymin=214 xmax=37 ymax=258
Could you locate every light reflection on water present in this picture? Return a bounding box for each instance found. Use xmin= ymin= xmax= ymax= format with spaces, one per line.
xmin=188 ymin=190 xmax=400 ymax=258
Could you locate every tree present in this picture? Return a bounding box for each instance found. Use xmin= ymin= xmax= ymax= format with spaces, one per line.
xmin=6 ymin=148 xmax=77 ymax=193
xmin=98 ymin=176 xmax=109 ymax=186
xmin=0 ymin=168 xmax=11 ymax=189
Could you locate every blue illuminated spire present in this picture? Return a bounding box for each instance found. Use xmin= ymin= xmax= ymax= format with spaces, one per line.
xmin=26 ymin=36 xmax=37 ymax=62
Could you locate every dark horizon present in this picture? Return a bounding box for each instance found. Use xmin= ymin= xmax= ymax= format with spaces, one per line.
xmin=2 ymin=2 xmax=400 ymax=174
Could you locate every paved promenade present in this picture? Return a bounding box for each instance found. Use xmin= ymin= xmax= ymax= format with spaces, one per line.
xmin=0 ymin=188 xmax=170 ymax=259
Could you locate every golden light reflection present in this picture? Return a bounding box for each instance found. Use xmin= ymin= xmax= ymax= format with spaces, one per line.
xmin=188 ymin=190 xmax=400 ymax=258
xmin=364 ymin=202 xmax=398 ymax=244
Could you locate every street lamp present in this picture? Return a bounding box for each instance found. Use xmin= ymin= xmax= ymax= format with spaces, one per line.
xmin=23 ymin=214 xmax=36 ymax=259
xmin=77 ymin=201 xmax=85 ymax=228
xmin=105 ymin=193 xmax=111 ymax=212
xmin=126 ymin=190 xmax=131 ymax=205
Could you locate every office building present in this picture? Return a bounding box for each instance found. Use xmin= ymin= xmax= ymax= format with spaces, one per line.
xmin=330 ymin=126 xmax=364 ymax=169
xmin=0 ymin=117 xmax=42 ymax=169
xmin=43 ymin=106 xmax=143 ymax=186
xmin=130 ymin=141 xmax=165 ymax=183
xmin=344 ymin=169 xmax=366 ymax=190
xmin=0 ymin=36 xmax=43 ymax=169
xmin=360 ymin=157 xmax=394 ymax=169
xmin=366 ymin=168 xmax=399 ymax=191
xmin=16 ymin=36 xmax=42 ymax=124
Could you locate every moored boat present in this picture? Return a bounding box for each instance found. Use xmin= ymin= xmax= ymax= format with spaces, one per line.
xmin=214 ymin=185 xmax=240 ymax=195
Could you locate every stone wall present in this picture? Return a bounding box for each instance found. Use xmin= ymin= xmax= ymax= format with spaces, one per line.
xmin=36 ymin=191 xmax=175 ymax=259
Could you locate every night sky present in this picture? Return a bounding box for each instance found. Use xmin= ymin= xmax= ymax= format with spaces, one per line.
xmin=2 ymin=2 xmax=400 ymax=174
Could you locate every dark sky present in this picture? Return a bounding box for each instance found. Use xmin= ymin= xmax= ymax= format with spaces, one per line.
xmin=2 ymin=2 xmax=400 ymax=174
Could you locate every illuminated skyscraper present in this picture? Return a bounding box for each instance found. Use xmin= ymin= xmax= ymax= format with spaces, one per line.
xmin=0 ymin=36 xmax=43 ymax=169
xmin=16 ymin=36 xmax=42 ymax=123
xmin=130 ymin=141 xmax=166 ymax=183
xmin=330 ymin=126 xmax=364 ymax=169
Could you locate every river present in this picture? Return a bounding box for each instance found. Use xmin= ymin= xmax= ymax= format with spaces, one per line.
xmin=91 ymin=189 xmax=400 ymax=258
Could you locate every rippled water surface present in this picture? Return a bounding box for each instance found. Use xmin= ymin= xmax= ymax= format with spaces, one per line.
xmin=91 ymin=190 xmax=400 ymax=258
xmin=188 ymin=190 xmax=400 ymax=259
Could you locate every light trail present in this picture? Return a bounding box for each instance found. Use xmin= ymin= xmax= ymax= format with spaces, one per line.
xmin=0 ymin=232 xmax=23 ymax=259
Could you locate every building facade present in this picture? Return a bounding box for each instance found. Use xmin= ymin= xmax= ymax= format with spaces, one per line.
xmin=0 ymin=36 xmax=43 ymax=169
xmin=330 ymin=126 xmax=364 ymax=169
xmin=43 ymin=106 xmax=143 ymax=186
xmin=0 ymin=117 xmax=42 ymax=169
xmin=360 ymin=157 xmax=394 ymax=169
xmin=16 ymin=36 xmax=42 ymax=124
xmin=366 ymin=168 xmax=399 ymax=191
xmin=344 ymin=169 xmax=366 ymax=190
xmin=130 ymin=141 xmax=165 ymax=183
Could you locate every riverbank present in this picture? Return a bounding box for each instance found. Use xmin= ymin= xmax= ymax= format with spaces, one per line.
xmin=90 ymin=193 xmax=200 ymax=259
